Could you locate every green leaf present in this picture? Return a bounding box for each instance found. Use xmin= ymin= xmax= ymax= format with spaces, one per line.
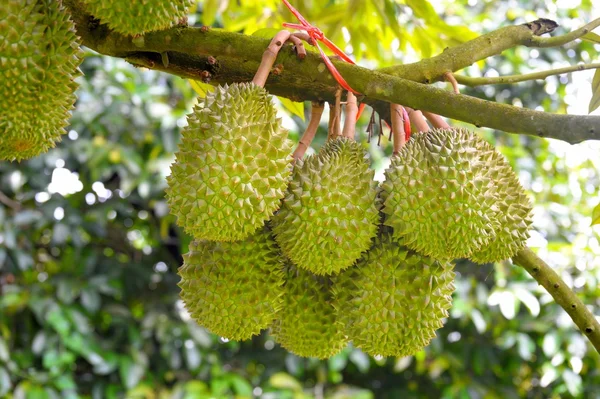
xmin=269 ymin=372 xmax=302 ymax=392
xmin=189 ymin=79 xmax=215 ymax=98
xmin=592 ymin=202 xmax=600 ymax=225
xmin=582 ymin=32 xmax=600 ymax=44
xmin=278 ymin=97 xmax=305 ymax=121
xmin=201 ymin=0 xmax=219 ymax=27
xmin=251 ymin=28 xmax=282 ymax=39
xmin=589 ymin=69 xmax=600 ymax=113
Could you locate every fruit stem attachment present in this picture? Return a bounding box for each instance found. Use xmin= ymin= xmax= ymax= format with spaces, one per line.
xmin=293 ymin=102 xmax=325 ymax=160
xmin=252 ymin=30 xmax=294 ymax=88
xmin=327 ymin=87 xmax=343 ymax=140
xmin=444 ymin=71 xmax=460 ymax=94
xmin=422 ymin=112 xmax=451 ymax=129
xmin=406 ymin=107 xmax=430 ymax=133
xmin=390 ymin=104 xmax=407 ymax=154
xmin=512 ymin=247 xmax=600 ymax=354
xmin=341 ymin=92 xmax=358 ymax=140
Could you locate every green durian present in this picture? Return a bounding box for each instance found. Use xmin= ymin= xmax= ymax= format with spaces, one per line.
xmin=381 ymin=128 xmax=531 ymax=261
xmin=0 ymin=0 xmax=83 ymax=161
xmin=272 ymin=138 xmax=379 ymax=275
xmin=178 ymin=229 xmax=285 ymax=341
xmin=335 ymin=233 xmax=455 ymax=357
xmin=469 ymin=150 xmax=532 ymax=263
xmin=167 ymin=83 xmax=293 ymax=242
xmin=271 ymin=267 xmax=347 ymax=359
xmin=81 ymin=0 xmax=194 ymax=36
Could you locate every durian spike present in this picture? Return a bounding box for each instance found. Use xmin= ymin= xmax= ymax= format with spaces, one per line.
xmin=444 ymin=71 xmax=460 ymax=94
xmin=293 ymin=102 xmax=325 ymax=161
xmin=405 ymin=107 xmax=431 ymax=133
xmin=341 ymin=92 xmax=358 ymax=140
xmin=253 ymin=30 xmax=307 ymax=87
xmin=327 ymin=87 xmax=343 ymax=140
xmin=390 ymin=103 xmax=407 ymax=154
xmin=422 ymin=112 xmax=452 ymax=129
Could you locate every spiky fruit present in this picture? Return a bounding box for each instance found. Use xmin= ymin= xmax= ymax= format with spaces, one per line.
xmin=0 ymin=0 xmax=82 ymax=161
xmin=335 ymin=234 xmax=455 ymax=357
xmin=272 ymin=138 xmax=379 ymax=275
xmin=178 ymin=229 xmax=285 ymax=341
xmin=469 ymin=150 xmax=532 ymax=263
xmin=271 ymin=267 xmax=347 ymax=358
xmin=167 ymin=83 xmax=293 ymax=242
xmin=381 ymin=128 xmax=531 ymax=261
xmin=81 ymin=0 xmax=193 ymax=36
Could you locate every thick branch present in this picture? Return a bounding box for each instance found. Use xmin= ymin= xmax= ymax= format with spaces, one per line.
xmin=512 ymin=247 xmax=600 ymax=354
xmin=455 ymin=63 xmax=600 ymax=86
xmin=65 ymin=1 xmax=600 ymax=143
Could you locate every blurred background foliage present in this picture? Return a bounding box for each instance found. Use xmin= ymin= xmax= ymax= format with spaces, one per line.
xmin=1 ymin=0 xmax=600 ymax=398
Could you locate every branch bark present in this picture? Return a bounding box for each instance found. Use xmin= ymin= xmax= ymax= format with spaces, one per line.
xmin=512 ymin=247 xmax=600 ymax=354
xmin=64 ymin=1 xmax=600 ymax=143
xmin=455 ymin=63 xmax=600 ymax=86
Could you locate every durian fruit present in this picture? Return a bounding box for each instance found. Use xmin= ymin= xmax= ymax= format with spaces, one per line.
xmin=381 ymin=128 xmax=531 ymax=261
xmin=178 ymin=228 xmax=285 ymax=341
xmin=81 ymin=0 xmax=194 ymax=36
xmin=272 ymin=138 xmax=379 ymax=275
xmin=469 ymin=150 xmax=532 ymax=264
xmin=335 ymin=233 xmax=455 ymax=357
xmin=271 ymin=266 xmax=347 ymax=359
xmin=0 ymin=0 xmax=83 ymax=161
xmin=166 ymin=83 xmax=293 ymax=242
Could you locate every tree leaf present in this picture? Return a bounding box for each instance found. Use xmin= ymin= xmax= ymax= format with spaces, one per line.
xmin=589 ymin=69 xmax=600 ymax=113
xmin=592 ymin=202 xmax=600 ymax=225
xmin=188 ymin=79 xmax=215 ymax=98
xmin=582 ymin=32 xmax=600 ymax=44
xmin=269 ymin=372 xmax=302 ymax=392
xmin=278 ymin=97 xmax=305 ymax=121
xmin=201 ymin=0 xmax=219 ymax=27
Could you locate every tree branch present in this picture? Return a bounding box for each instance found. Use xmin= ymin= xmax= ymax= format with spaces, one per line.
xmin=512 ymin=247 xmax=600 ymax=354
xmin=454 ymin=63 xmax=600 ymax=86
xmin=65 ymin=1 xmax=600 ymax=143
xmin=529 ymin=17 xmax=600 ymax=47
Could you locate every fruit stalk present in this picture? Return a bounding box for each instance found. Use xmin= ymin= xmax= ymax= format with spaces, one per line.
xmin=341 ymin=92 xmax=358 ymax=140
xmin=252 ymin=30 xmax=293 ymax=88
xmin=404 ymin=107 xmax=430 ymax=133
xmin=513 ymin=247 xmax=600 ymax=354
xmin=422 ymin=112 xmax=451 ymax=129
xmin=293 ymin=102 xmax=325 ymax=160
xmin=390 ymin=103 xmax=407 ymax=154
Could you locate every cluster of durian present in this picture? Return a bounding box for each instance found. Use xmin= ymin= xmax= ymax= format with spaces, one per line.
xmin=1 ymin=0 xmax=196 ymax=162
xmin=168 ymin=80 xmax=532 ymax=359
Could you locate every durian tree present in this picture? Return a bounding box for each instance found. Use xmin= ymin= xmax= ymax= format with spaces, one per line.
xmin=3 ymin=0 xmax=600 ymax=396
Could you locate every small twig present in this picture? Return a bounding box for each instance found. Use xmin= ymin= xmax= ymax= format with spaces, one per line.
xmin=443 ymin=71 xmax=460 ymax=94
xmin=405 ymin=107 xmax=430 ymax=133
xmin=454 ymin=63 xmax=600 ymax=86
xmin=0 ymin=191 xmax=21 ymax=210
xmin=341 ymin=92 xmax=358 ymax=140
xmin=390 ymin=104 xmax=406 ymax=154
xmin=530 ymin=17 xmax=600 ymax=47
xmin=422 ymin=112 xmax=451 ymax=129
xmin=366 ymin=110 xmax=375 ymax=143
xmin=327 ymin=88 xmax=342 ymax=140
xmin=512 ymin=247 xmax=600 ymax=354
xmin=293 ymin=102 xmax=325 ymax=160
